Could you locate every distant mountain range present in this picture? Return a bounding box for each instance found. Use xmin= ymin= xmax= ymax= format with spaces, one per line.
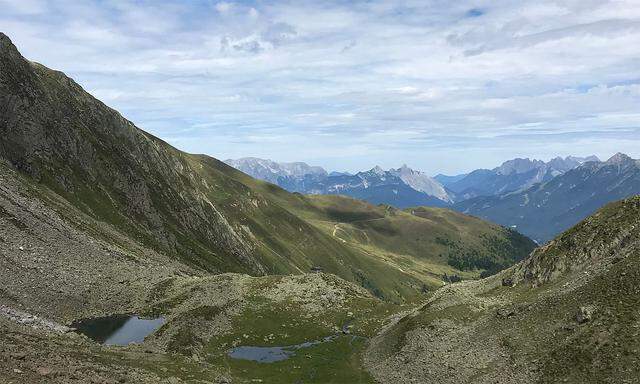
xmin=226 ymin=153 xmax=640 ymax=243
xmin=225 ymin=157 xmax=328 ymax=193
xmin=226 ymin=155 xmax=599 ymax=207
xmin=439 ymin=155 xmax=600 ymax=200
xmin=453 ymin=153 xmax=640 ymax=243
xmin=226 ymin=159 xmax=453 ymax=208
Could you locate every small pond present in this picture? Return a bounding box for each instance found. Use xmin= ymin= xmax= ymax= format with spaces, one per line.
xmin=71 ymin=315 xmax=165 ymax=346
xmin=228 ymin=335 xmax=340 ymax=363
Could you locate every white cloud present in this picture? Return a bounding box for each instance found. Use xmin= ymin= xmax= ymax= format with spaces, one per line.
xmin=215 ymin=2 xmax=233 ymax=14
xmin=248 ymin=7 xmax=259 ymax=19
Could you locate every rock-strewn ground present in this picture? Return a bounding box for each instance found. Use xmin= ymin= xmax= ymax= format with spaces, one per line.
xmin=0 ymin=162 xmax=199 ymax=323
xmin=1 ymin=315 xmax=232 ymax=384
xmin=365 ymin=197 xmax=640 ymax=384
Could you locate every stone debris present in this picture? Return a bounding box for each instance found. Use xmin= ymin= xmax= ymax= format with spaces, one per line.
xmin=0 ymin=305 xmax=72 ymax=333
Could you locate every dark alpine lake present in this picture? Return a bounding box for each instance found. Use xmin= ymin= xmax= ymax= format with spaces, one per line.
xmin=72 ymin=315 xmax=165 ymax=346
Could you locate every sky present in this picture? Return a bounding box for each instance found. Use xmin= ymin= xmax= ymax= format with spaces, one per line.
xmin=1 ymin=0 xmax=640 ymax=175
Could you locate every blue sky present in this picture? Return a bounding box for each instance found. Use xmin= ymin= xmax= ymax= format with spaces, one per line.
xmin=2 ymin=0 xmax=640 ymax=175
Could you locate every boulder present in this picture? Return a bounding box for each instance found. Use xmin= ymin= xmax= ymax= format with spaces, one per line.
xmin=575 ymin=305 xmax=595 ymax=324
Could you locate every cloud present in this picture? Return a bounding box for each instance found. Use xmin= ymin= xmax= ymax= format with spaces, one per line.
xmin=215 ymin=1 xmax=233 ymax=14
xmin=1 ymin=0 xmax=639 ymax=174
xmin=231 ymin=39 xmax=263 ymax=54
xmin=340 ymin=39 xmax=357 ymax=53
xmin=466 ymin=8 xmax=484 ymax=18
xmin=261 ymin=22 xmax=296 ymax=47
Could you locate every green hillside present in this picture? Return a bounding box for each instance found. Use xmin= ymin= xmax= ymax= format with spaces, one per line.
xmin=295 ymin=195 xmax=534 ymax=280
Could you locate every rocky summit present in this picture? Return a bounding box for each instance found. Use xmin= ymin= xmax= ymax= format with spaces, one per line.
xmin=1 ymin=29 xmax=639 ymax=384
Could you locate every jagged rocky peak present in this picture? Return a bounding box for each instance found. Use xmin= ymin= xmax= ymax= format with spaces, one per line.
xmin=283 ymin=162 xmax=327 ymax=176
xmin=494 ymin=155 xmax=600 ymax=177
xmin=391 ymin=164 xmax=423 ymax=176
xmin=494 ymin=158 xmax=545 ymax=175
xmin=389 ymin=164 xmax=415 ymax=176
xmin=389 ymin=164 xmax=451 ymax=202
xmin=545 ymin=155 xmax=599 ymax=172
xmin=225 ymin=157 xmax=327 ymax=182
xmin=370 ymin=165 xmax=386 ymax=175
xmin=606 ymin=152 xmax=634 ymax=165
xmin=573 ymin=155 xmax=600 ymax=163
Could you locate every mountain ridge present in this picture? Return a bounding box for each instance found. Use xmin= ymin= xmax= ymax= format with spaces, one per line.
xmin=224 ymin=151 xmax=640 ymax=244
xmin=453 ymin=152 xmax=640 ymax=243
xmin=442 ymin=155 xmax=600 ymax=200
xmin=226 ymin=154 xmax=604 ymax=210
xmin=226 ymin=157 xmax=454 ymax=207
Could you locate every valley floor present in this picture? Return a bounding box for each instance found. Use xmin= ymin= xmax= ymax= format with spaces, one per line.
xmin=0 ymin=272 xmax=411 ymax=384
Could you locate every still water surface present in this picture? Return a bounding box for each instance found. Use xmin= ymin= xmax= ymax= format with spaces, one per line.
xmin=228 ymin=335 xmax=338 ymax=363
xmin=72 ymin=315 xmax=165 ymax=346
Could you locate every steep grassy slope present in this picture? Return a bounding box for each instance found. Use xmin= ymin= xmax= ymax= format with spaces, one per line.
xmin=365 ymin=196 xmax=640 ymax=384
xmin=0 ymin=32 xmax=534 ymax=301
